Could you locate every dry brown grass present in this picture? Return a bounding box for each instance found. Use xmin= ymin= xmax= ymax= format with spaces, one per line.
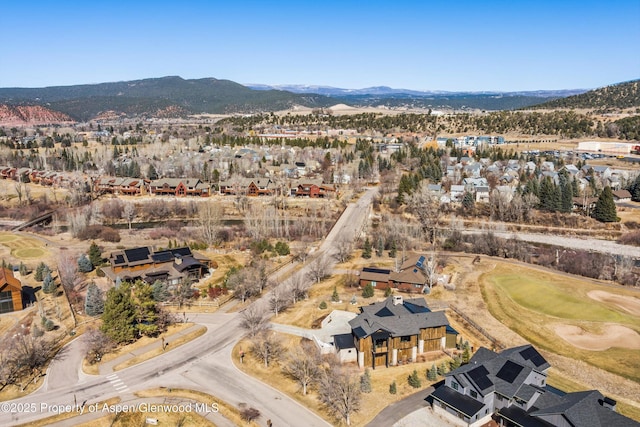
xmin=233 ymin=335 xmax=451 ymax=427
xmin=113 ymin=326 xmax=206 ymax=371
xmin=14 ymin=397 xmax=121 ymax=427
xmin=82 ymin=322 xmax=195 ymax=375
xmin=135 ymin=388 xmax=258 ymax=427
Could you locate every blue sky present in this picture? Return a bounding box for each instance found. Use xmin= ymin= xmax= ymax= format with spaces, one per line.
xmin=1 ymin=0 xmax=638 ymax=91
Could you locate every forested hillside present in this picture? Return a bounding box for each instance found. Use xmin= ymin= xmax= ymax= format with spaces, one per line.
xmin=531 ymin=79 xmax=640 ymax=110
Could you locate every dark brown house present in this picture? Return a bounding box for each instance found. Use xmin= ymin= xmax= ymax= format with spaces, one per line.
xmin=348 ymin=295 xmax=455 ymax=369
xmin=0 ymin=267 xmax=24 ymax=314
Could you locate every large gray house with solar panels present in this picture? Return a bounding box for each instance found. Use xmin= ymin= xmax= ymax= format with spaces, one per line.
xmin=101 ymin=246 xmax=212 ymax=286
xmin=428 ymin=345 xmax=638 ymax=427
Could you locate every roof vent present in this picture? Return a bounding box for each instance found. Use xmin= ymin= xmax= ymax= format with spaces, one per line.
xmin=392 ymin=295 xmax=403 ymax=306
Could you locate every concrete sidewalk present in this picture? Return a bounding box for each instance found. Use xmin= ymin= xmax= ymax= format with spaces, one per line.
xmin=98 ymin=323 xmax=206 ymax=375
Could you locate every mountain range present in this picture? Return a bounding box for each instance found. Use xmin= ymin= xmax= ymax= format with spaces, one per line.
xmin=0 ymin=76 xmax=637 ymax=124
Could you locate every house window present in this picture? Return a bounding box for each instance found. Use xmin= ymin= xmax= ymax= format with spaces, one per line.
xmin=374 ymin=338 xmax=386 ymax=348
xmin=452 ymin=382 xmax=459 ymax=391
xmin=372 ymin=281 xmax=377 ymax=287
xmin=400 ymin=336 xmax=411 ymax=343
xmin=470 ymin=390 xmax=477 ymax=399
xmin=0 ymin=291 xmax=14 ymax=314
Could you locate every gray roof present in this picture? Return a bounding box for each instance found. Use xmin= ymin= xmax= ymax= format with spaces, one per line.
xmin=447 ymin=345 xmax=549 ymax=398
xmin=349 ymin=296 xmax=449 ymax=338
xmin=531 ymin=390 xmax=639 ymax=427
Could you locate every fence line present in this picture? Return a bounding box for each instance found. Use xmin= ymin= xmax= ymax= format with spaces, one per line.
xmin=448 ymin=304 xmax=504 ymax=350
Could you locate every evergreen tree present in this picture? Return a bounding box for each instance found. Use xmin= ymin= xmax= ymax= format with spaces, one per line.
xmin=462 ymin=191 xmax=475 ymax=213
xmin=42 ymin=272 xmax=55 ymax=294
xmin=629 ymin=174 xmax=640 ymax=202
xmin=101 ymin=283 xmax=136 ymax=344
xmin=88 ymin=242 xmax=103 ymax=267
xmin=408 ymin=369 xmax=422 ymax=388
xmin=134 ymin=281 xmax=159 ymax=337
xmin=84 ymin=282 xmax=104 ymax=316
xmin=78 ymin=254 xmax=93 ymax=273
xmin=462 ymin=341 xmax=471 ymax=363
xmin=427 ymin=364 xmax=437 ymax=381
xmin=362 ymin=283 xmax=374 ymax=298
xmin=35 ymin=262 xmax=49 ymax=282
xmin=375 ymin=237 xmax=384 ymax=257
xmin=592 ymin=186 xmax=618 ymax=223
xmin=152 ymin=280 xmax=171 ymax=302
xmin=389 ymin=381 xmax=397 ymax=394
xmin=437 ymin=362 xmax=447 ymax=376
xmin=450 ymin=355 xmax=462 ymax=370
xmin=360 ymin=369 xmax=372 ymax=393
xmin=331 ymin=286 xmax=340 ymax=302
xmin=362 ymin=238 xmax=372 ymax=259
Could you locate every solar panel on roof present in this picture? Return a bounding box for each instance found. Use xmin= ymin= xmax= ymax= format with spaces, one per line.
xmin=404 ymin=302 xmax=430 ymax=314
xmin=375 ymin=307 xmax=394 ymax=317
xmin=363 ymin=267 xmax=391 ymax=274
xmin=519 ymin=346 xmax=536 ymax=360
xmin=530 ymin=354 xmax=546 ymax=367
xmin=416 ymin=255 xmax=425 ymax=268
xmin=172 ymin=247 xmax=192 ymax=257
xmin=496 ymin=360 xmax=524 ymax=384
xmin=124 ymin=247 xmax=150 ymax=263
xmin=467 ymin=366 xmax=493 ymax=390
xmin=114 ymin=254 xmax=126 ymax=265
xmin=519 ymin=346 xmax=546 ymax=367
xmin=152 ymin=251 xmax=174 ymax=263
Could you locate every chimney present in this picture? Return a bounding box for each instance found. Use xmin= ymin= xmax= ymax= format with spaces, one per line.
xmin=601 ymin=396 xmax=617 ymax=411
xmin=392 ymin=295 xmax=403 ymax=306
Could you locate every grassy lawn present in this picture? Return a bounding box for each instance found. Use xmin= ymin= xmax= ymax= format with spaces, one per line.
xmin=234 ymin=335 xmax=451 ymax=427
xmin=0 ymin=232 xmax=50 ymax=261
xmin=481 ymin=263 xmax=640 ymax=383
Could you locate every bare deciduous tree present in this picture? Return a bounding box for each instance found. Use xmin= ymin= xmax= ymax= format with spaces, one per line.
xmin=308 ymin=255 xmax=330 ymax=283
xmin=334 ymin=238 xmax=353 ymax=263
xmin=240 ymin=305 xmax=269 ymax=338
xmin=57 ymin=252 xmax=82 ymax=306
xmin=409 ymin=185 xmax=443 ymax=244
xmin=318 ymin=363 xmax=362 ymax=426
xmin=84 ymin=328 xmax=115 ymax=364
xmin=122 ymin=202 xmax=136 ymax=230
xmin=269 ymin=285 xmax=290 ymax=316
xmin=197 ymin=201 xmax=222 ymax=246
xmin=250 ymin=330 xmax=283 ymax=368
xmin=282 ymin=341 xmax=321 ymax=395
xmin=286 ymin=275 xmax=309 ymax=305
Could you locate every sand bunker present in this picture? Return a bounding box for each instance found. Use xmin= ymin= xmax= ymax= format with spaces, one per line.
xmin=588 ymin=290 xmax=640 ymax=317
xmin=554 ymin=324 xmax=640 ymax=351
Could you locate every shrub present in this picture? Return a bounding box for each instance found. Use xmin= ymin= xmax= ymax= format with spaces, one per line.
xmin=362 ymin=283 xmax=374 ymax=298
xmin=274 ymin=241 xmax=290 ymax=256
xmin=44 ymin=319 xmax=55 ymax=331
xmin=240 ymin=407 xmax=260 ymax=422
xmin=319 ymin=301 xmax=327 ymax=310
xmin=408 ymin=369 xmax=422 ymax=388
xmin=389 ymin=381 xmax=397 ymax=394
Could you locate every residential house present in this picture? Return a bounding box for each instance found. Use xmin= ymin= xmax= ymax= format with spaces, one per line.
xmin=0 ymin=267 xmax=24 ymax=314
xmin=348 ymin=295 xmax=455 ymax=369
xmin=450 ymin=185 xmax=466 ymax=202
xmin=475 ymin=186 xmax=490 ymax=203
xmin=359 ymin=254 xmax=438 ymax=293
xmin=612 ymin=189 xmax=632 ymax=203
xmin=292 ymin=179 xmax=336 ymax=198
xmin=149 ymin=178 xmax=210 ymax=197
xmin=101 ymin=246 xmax=212 ymax=286
xmin=95 ymin=177 xmax=149 ymax=195
xmin=428 ymin=344 xmax=638 ymax=427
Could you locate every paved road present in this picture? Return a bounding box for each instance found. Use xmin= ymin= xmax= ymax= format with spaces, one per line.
xmin=366 ymin=387 xmax=433 ymax=427
xmin=0 ymin=188 xmax=378 ymax=427
xmin=464 ymin=229 xmax=640 ymax=257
